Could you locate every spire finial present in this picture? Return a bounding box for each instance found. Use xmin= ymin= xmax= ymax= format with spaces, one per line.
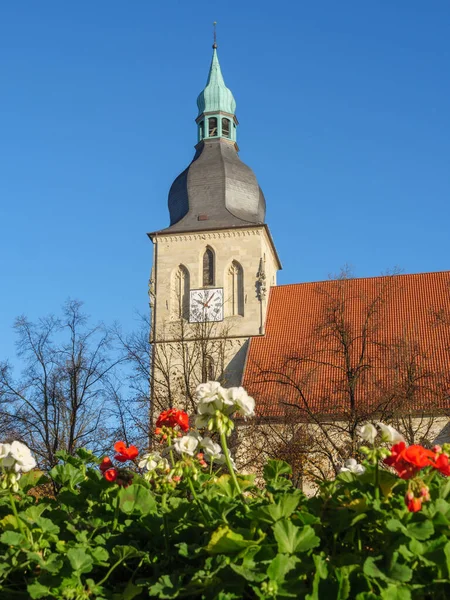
xmin=213 ymin=21 xmax=217 ymax=49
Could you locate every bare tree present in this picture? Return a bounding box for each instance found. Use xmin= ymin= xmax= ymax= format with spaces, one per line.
xmin=112 ymin=297 xmax=237 ymax=450
xmin=0 ymin=300 xmax=121 ymax=469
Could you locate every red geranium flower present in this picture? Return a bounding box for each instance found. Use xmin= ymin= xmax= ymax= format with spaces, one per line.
xmin=99 ymin=456 xmax=113 ymax=473
xmin=156 ymin=409 xmax=189 ymax=432
xmin=104 ymin=468 xmax=118 ymax=482
xmin=114 ymin=441 xmax=139 ymax=462
xmin=384 ymin=442 xmax=435 ymax=480
xmin=433 ymin=453 xmax=450 ymax=476
xmin=403 ymin=445 xmax=435 ymax=468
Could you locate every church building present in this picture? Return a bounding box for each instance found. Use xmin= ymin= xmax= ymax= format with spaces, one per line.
xmin=148 ymin=43 xmax=450 ymax=476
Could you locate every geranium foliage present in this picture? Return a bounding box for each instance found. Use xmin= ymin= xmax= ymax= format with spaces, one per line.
xmin=0 ymin=384 xmax=450 ymax=599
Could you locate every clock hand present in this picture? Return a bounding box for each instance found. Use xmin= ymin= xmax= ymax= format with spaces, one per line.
xmin=204 ymin=292 xmax=216 ymax=308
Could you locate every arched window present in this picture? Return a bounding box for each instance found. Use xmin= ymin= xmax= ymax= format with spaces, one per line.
xmin=172 ymin=265 xmax=190 ymax=319
xmin=203 ymin=247 xmax=215 ymax=287
xmin=202 ymin=355 xmax=215 ymax=383
xmin=228 ymin=261 xmax=244 ymax=316
xmin=208 ymin=117 xmax=217 ymax=137
xmin=222 ymin=118 xmax=230 ymax=138
xmin=199 ymin=120 xmax=204 ymax=141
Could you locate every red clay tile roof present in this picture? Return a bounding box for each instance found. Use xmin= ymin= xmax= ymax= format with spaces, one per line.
xmin=243 ymin=272 xmax=450 ymax=419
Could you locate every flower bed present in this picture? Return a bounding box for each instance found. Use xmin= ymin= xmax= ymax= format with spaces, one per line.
xmin=1 ymin=384 xmax=450 ymax=599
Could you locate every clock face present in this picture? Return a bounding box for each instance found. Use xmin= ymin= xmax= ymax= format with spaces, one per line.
xmin=189 ymin=288 xmax=224 ymax=323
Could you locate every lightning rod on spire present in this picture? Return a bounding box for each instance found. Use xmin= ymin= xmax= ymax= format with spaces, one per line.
xmin=213 ymin=21 xmax=217 ymax=49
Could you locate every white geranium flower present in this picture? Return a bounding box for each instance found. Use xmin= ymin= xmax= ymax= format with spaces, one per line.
xmin=357 ymin=423 xmax=377 ymax=444
xmin=201 ymin=437 xmax=223 ymax=461
xmin=376 ymin=423 xmax=405 ymax=444
xmin=138 ymin=452 xmax=169 ymax=472
xmin=0 ymin=443 xmax=14 ymax=470
xmin=196 ymin=381 xmax=229 ymax=415
xmin=196 ymin=382 xmax=224 ymax=402
xmin=173 ymin=434 xmax=199 ymax=456
xmin=339 ymin=458 xmax=366 ymax=475
xmin=9 ymin=441 xmax=36 ymax=473
xmin=0 ymin=443 xmax=11 ymax=459
xmin=226 ymin=387 xmax=255 ymax=418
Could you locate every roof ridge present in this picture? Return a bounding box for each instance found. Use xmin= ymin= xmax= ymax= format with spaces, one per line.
xmin=273 ymin=270 xmax=450 ymax=289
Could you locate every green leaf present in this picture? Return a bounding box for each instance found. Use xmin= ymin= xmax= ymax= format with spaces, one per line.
xmin=148 ymin=574 xmax=179 ymax=599
xmin=335 ymin=566 xmax=352 ymax=600
xmin=305 ymin=554 xmax=328 ymax=600
xmin=250 ymin=491 xmax=303 ymax=524
xmin=27 ymin=582 xmax=51 ymax=599
xmin=211 ymin=474 xmax=238 ymax=498
xmin=380 ymin=585 xmax=411 ymax=600
xmin=113 ymin=545 xmax=142 ymax=561
xmin=440 ymin=478 xmax=450 ymax=499
xmin=206 ymin=526 xmax=260 ymax=554
xmin=19 ymin=470 xmax=47 ymax=491
xmin=337 ymin=471 xmax=355 ymax=483
xmin=119 ymin=484 xmax=157 ymax=515
xmin=350 ymin=513 xmax=367 ymax=527
xmin=363 ymin=557 xmax=387 ymax=581
xmin=26 ymin=551 xmax=63 ymax=574
xmin=33 ymin=516 xmax=60 ymax=535
xmin=406 ymin=520 xmax=434 ymax=541
xmin=273 ymin=520 xmax=319 ymax=554
xmin=0 ymin=530 xmax=26 ymax=546
xmin=386 ymin=519 xmax=407 ymax=535
xmin=389 ymin=562 xmax=412 ymax=583
xmin=76 ymin=448 xmax=97 ymax=463
xmin=122 ymin=581 xmax=145 ymax=600
xmin=230 ymin=563 xmax=266 ymax=582
xmin=67 ymin=547 xmax=94 ymax=574
xmin=90 ymin=546 xmax=109 ymax=564
xmin=267 ymin=553 xmax=298 ymax=583
xmin=23 ymin=505 xmax=47 ymax=521
xmin=264 ymin=459 xmax=292 ymax=479
xmin=264 ymin=459 xmax=292 ymax=485
xmin=444 ymin=541 xmax=450 ymax=577
xmin=50 ymin=463 xmax=85 ymax=489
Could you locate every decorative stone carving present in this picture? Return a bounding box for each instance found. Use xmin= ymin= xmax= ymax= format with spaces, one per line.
xmin=256 ymin=257 xmax=267 ymax=301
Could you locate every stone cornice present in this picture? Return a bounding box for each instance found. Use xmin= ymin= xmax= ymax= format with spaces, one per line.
xmin=154 ymin=227 xmax=263 ymax=244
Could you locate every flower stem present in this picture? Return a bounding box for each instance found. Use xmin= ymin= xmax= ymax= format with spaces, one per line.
xmin=112 ymin=493 xmax=120 ymax=531
xmin=167 ymin=434 xmax=175 ymax=468
xmin=374 ymin=458 xmax=380 ymax=501
xmin=219 ymin=431 xmax=246 ymax=503
xmin=187 ymin=476 xmax=210 ymax=523
xmin=9 ymin=490 xmax=26 ymax=538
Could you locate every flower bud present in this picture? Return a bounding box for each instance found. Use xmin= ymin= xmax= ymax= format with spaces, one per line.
xmin=405 ymin=491 xmax=414 ymax=503
xmin=432 ymin=445 xmax=442 ymax=454
xmin=406 ymin=497 xmax=422 ymax=512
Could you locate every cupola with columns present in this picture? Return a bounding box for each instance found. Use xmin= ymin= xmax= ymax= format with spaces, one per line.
xmin=196 ymin=42 xmax=237 ymax=144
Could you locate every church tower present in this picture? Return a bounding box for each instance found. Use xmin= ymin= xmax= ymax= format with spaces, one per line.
xmin=148 ymin=42 xmax=280 ymax=405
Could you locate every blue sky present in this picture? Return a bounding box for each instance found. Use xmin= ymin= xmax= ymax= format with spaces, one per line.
xmin=1 ymin=1 xmax=449 ymax=361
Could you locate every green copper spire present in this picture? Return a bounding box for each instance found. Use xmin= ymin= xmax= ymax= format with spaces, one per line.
xmin=196 ymin=46 xmax=236 ymax=117
xmin=196 ymin=40 xmax=238 ymax=144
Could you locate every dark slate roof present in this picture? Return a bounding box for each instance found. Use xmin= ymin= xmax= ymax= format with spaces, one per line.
xmin=163 ymin=138 xmax=266 ymax=233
